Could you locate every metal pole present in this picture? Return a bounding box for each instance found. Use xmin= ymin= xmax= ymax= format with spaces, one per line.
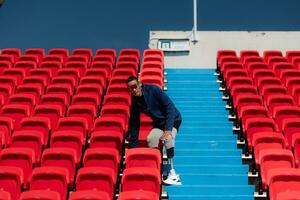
xmin=192 ymin=0 xmax=198 ymax=42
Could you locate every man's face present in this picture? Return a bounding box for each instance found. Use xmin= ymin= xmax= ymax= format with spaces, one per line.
xmin=127 ymin=79 xmax=142 ymax=97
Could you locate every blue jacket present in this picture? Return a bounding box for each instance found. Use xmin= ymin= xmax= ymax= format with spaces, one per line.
xmin=128 ymin=84 xmax=182 ymax=147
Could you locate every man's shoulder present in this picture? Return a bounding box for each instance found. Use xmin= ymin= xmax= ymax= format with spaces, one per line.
xmin=143 ymin=84 xmax=161 ymax=92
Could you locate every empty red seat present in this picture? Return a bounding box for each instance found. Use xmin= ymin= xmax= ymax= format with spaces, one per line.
xmin=25 ymin=48 xmax=45 ymax=62
xmin=0 ymin=55 xmax=14 ymax=64
xmin=0 ymin=166 xmax=23 ymax=200
xmin=121 ymin=167 xmax=161 ymax=197
xmin=101 ymin=105 xmax=129 ymax=130
xmin=120 ymin=49 xmax=140 ymax=60
xmin=259 ymin=149 xmax=295 ymax=190
xmin=1 ymin=48 xmax=21 ymax=61
xmin=69 ymin=190 xmax=110 ymax=200
xmin=0 ymin=148 xmax=35 ymax=187
xmin=141 ymin=68 xmax=163 ymax=79
xmin=83 ymin=148 xmax=120 ymax=183
xmin=217 ymin=50 xmax=237 ymax=66
xmin=221 ymin=62 xmax=243 ymax=74
xmin=231 ymin=85 xmax=258 ymax=105
xmin=126 ymin=148 xmax=161 ymax=170
xmin=85 ymin=67 xmax=109 ymax=80
xmin=67 ymin=55 xmax=89 ymax=64
xmin=268 ymin=56 xmax=288 ymax=68
xmin=268 ymin=168 xmax=300 ymax=200
xmin=29 ymin=68 xmax=52 ymax=81
xmin=17 ymin=56 xmax=39 ymax=66
xmin=22 ymin=76 xmax=48 ymax=91
xmin=284 ymin=118 xmax=300 ymax=149
xmin=252 ymin=132 xmax=285 ymax=168
xmin=0 ymin=104 xmax=30 ymax=129
xmin=0 ymin=76 xmax=18 ymax=91
xmin=11 ymin=131 xmax=43 ymax=163
xmin=95 ymin=48 xmax=116 ymax=63
xmin=103 ymin=93 xmax=131 ymax=107
xmin=71 ymin=94 xmax=100 ymax=112
xmin=57 ymin=117 xmax=88 ymax=141
xmin=263 ymin=50 xmax=283 ymax=63
xmin=140 ymin=76 xmax=163 ymax=89
xmin=118 ymin=56 xmax=139 ymax=65
xmin=253 ymin=69 xmax=276 ymax=84
xmin=112 ymin=68 xmax=136 ymax=78
xmin=238 ymin=105 xmax=269 ymax=126
xmin=89 ymin=130 xmax=123 ymax=156
xmin=257 ymin=77 xmax=282 ymax=93
xmin=75 ymin=167 xmax=115 ymax=199
xmin=67 ymin=105 xmax=96 ymax=131
xmin=143 ymin=49 xmax=163 ymax=58
xmin=285 ymin=77 xmax=300 ymax=92
xmin=141 ymin=62 xmax=163 ymax=71
xmin=30 ymin=167 xmax=69 ymax=200
xmin=240 ymin=50 xmax=260 ymax=63
xmin=273 ymin=63 xmax=295 ymax=77
xmin=261 ymin=85 xmax=287 ymax=100
xmin=223 ymin=69 xmax=248 ymax=82
xmin=64 ymin=61 xmax=87 ymax=77
xmin=0 ymin=85 xmax=13 ymax=105
xmin=80 ymin=76 xmax=105 ymax=90
xmin=286 ymin=50 xmax=300 ymax=62
xmin=41 ymin=147 xmax=77 ymax=183
xmin=39 ymin=61 xmax=62 ymax=76
xmin=235 ymin=94 xmax=263 ymax=114
xmin=92 ymin=56 xmax=114 ymax=66
xmin=280 ymin=69 xmax=300 ymax=85
xmin=292 ymin=56 xmax=300 ymax=69
xmin=0 ymin=117 xmax=13 ymax=147
xmin=50 ymin=131 xmax=83 ymax=162
xmin=116 ymin=61 xmax=138 ymax=72
xmin=40 ymin=94 xmax=68 ymax=114
xmin=247 ymin=62 xmax=269 ymax=77
xmin=51 ymin=76 xmax=77 ymax=91
xmin=273 ymin=106 xmax=300 ymax=131
xmin=0 ymin=61 xmax=12 ymax=75
xmin=56 ymin=69 xmax=80 ymax=86
xmin=72 ymin=48 xmax=93 ymax=63
xmin=46 ymin=84 xmax=73 ymax=103
xmin=226 ymin=77 xmax=253 ymax=93
xmin=8 ymin=94 xmax=36 ymax=111
xmin=42 ymin=55 xmax=64 ymax=64
xmin=265 ymin=94 xmax=295 ymax=114
xmin=16 ymin=84 xmax=43 ymax=104
xmin=118 ymin=191 xmax=159 ymax=200
xmin=19 ymin=190 xmax=60 ymax=200
xmin=33 ymin=105 xmax=63 ymax=131
xmin=19 ymin=117 xmax=51 ymax=146
xmin=48 ymin=48 xmax=69 ymax=62
xmin=244 ymin=117 xmax=277 ymax=150
xmin=218 ymin=56 xmax=240 ymax=70
xmin=142 ymin=55 xmax=163 ymax=63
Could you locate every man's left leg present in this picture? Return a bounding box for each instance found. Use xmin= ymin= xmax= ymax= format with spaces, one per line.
xmin=163 ymin=127 xmax=181 ymax=185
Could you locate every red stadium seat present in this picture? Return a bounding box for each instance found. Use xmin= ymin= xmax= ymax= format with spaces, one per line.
xmin=83 ymin=148 xmax=120 ymax=183
xmin=80 ymin=76 xmax=105 ymax=90
xmin=11 ymin=131 xmax=43 ymax=163
xmin=29 ymin=68 xmax=52 ymax=81
xmin=286 ymin=50 xmax=300 ymax=62
xmin=103 ymin=93 xmax=131 ymax=107
xmin=0 ymin=117 xmax=13 ymax=147
xmin=95 ymin=48 xmax=116 ymax=64
xmin=46 ymin=84 xmax=73 ymax=104
xmin=239 ymin=50 xmax=260 ymax=63
xmin=267 ymin=168 xmax=300 ymax=200
xmin=0 ymin=55 xmax=15 ymax=63
xmin=0 ymin=61 xmax=12 ymax=75
xmin=1 ymin=48 xmax=21 ymax=60
xmin=42 ymin=55 xmax=64 ymax=64
xmin=0 ymin=148 xmax=35 ymax=187
xmin=0 ymin=104 xmax=30 ymax=129
xmin=19 ymin=190 xmax=60 ymax=200
xmin=141 ymin=61 xmax=163 ymax=71
xmin=120 ymin=48 xmax=140 ymax=60
xmin=118 ymin=191 xmax=159 ymax=200
xmin=64 ymin=61 xmax=87 ymax=77
xmin=247 ymin=63 xmax=269 ymax=77
xmin=261 ymin=85 xmax=287 ymax=100
xmin=40 ymin=94 xmax=68 ymax=115
xmin=75 ymin=167 xmax=115 ymax=199
xmin=20 ymin=117 xmax=51 ymax=146
xmin=41 ymin=148 xmax=77 ymax=183
xmin=71 ymin=94 xmax=100 ymax=112
xmin=0 ymin=166 xmax=23 ymax=200
xmin=56 ymin=117 xmax=88 ymax=142
xmin=292 ymin=133 xmax=300 ymax=168
xmin=284 ymin=119 xmax=300 ymax=148
xmin=16 ymin=84 xmax=43 ymax=104
xmin=259 ymin=149 xmax=295 ymax=190
xmin=33 ymin=105 xmax=63 ymax=131
xmin=89 ymin=131 xmax=123 ymax=156
xmin=265 ymin=94 xmax=295 ymax=115
xmin=76 ymin=84 xmax=103 ymax=97
xmin=257 ymin=77 xmax=282 ymax=94
xmin=92 ymin=56 xmax=114 ymax=66
xmin=72 ymin=48 xmax=93 ymax=63
xmin=39 ymin=61 xmax=62 ymax=76
xmin=263 ymin=50 xmax=283 ymax=63
xmin=0 ymin=76 xmax=18 ymax=91
xmin=67 ymin=55 xmax=89 ymax=64
xmin=118 ymin=55 xmax=139 ymax=65
xmin=30 ymin=167 xmax=69 ymax=200
xmin=121 ymin=167 xmax=161 ymax=197
xmin=25 ymin=48 xmax=45 ymax=62
xmin=142 ymin=55 xmax=163 ymax=63
xmin=273 ymin=106 xmax=300 ymax=131
xmin=51 ymin=76 xmax=77 ymax=91
xmin=8 ymin=94 xmax=36 ymax=111
xmin=217 ymin=50 xmax=237 ymax=66
xmin=140 ymin=76 xmax=164 ymax=89
xmin=69 ymin=190 xmax=110 ymax=200
xmin=143 ymin=49 xmax=163 ymax=58
xmin=56 ymin=69 xmax=80 ymax=86
xmin=116 ymin=61 xmax=138 ymax=72
xmin=67 ymin=105 xmax=97 ymax=131
xmin=48 ymin=48 xmax=69 ymax=62
xmin=126 ymin=148 xmax=161 ymax=170
xmin=17 ymin=55 xmax=39 ymax=65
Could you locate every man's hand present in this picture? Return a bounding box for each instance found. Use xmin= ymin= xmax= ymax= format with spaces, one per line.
xmin=160 ymin=130 xmax=172 ymax=142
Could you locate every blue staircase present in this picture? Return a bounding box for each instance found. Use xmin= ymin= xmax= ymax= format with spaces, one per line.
xmin=164 ymin=69 xmax=254 ymax=200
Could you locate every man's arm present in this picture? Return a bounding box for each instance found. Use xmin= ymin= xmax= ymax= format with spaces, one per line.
xmin=155 ymin=87 xmax=176 ymax=132
xmin=128 ymin=98 xmax=140 ymax=148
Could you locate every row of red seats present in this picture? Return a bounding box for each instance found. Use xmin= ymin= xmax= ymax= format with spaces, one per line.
xmin=218 ymin=50 xmax=300 ymax=200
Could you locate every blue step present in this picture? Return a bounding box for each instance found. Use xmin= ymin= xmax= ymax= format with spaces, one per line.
xmin=165 ymin=69 xmax=252 ymax=199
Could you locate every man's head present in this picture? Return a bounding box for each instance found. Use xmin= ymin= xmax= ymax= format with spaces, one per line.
xmin=126 ymin=76 xmax=142 ymax=97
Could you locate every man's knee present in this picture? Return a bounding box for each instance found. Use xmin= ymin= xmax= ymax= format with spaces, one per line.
xmin=147 ymin=133 xmax=159 ymax=148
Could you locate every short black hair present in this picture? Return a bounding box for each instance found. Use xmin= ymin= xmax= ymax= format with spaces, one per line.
xmin=126 ymin=76 xmax=138 ymax=84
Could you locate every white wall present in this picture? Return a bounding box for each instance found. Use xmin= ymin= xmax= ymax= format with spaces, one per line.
xmin=149 ymin=31 xmax=300 ymax=68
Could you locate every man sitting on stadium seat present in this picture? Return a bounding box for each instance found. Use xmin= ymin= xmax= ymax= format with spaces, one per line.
xmin=126 ymin=76 xmax=182 ymax=185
